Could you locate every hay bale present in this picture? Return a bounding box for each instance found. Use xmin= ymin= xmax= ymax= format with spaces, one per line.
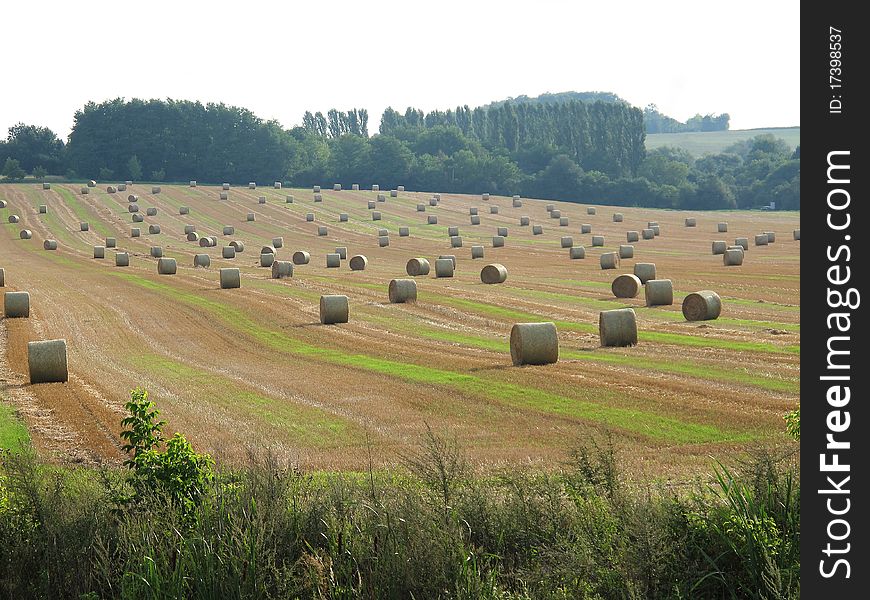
xmin=180 ymin=206 xmax=190 ymax=215
xmin=188 ymin=232 xmax=201 ymax=242
xmin=765 ymin=231 xmax=776 ymax=243
xmin=372 ymin=212 xmax=382 ymax=221
xmin=439 ymin=255 xmax=457 ymax=268
xmin=152 ymin=186 xmax=161 ymax=194
xmin=390 ymin=189 xmax=398 ymax=198
xmin=194 ymin=254 xmax=210 ymax=268
xmin=0 ymin=200 xmax=5 ymax=208
xmin=735 ymin=237 xmax=749 ymax=250
xmin=372 ymin=184 xmax=379 ymax=191
xmin=397 ymin=185 xmax=405 ymax=192
xmin=148 ymin=225 xmax=161 ymax=235
xmin=510 ymin=322 xmax=558 ymax=366
xmin=723 ymin=248 xmax=744 ymax=266
xmin=592 ymin=235 xmax=604 ymax=247
xmin=644 ymin=279 xmax=674 ymax=306
xmin=249 ymin=182 xmax=256 ymax=189
xmin=532 ymin=225 xmax=543 ymax=235
xmin=271 ymin=261 xmax=293 ymax=278
xmin=220 ymin=192 xmax=228 ymax=200
xmin=368 ymin=200 xmax=377 ymax=210
xmin=335 ymin=246 xmax=347 ymax=259
xmin=37 ymin=204 xmax=47 ymax=214
xmin=80 ymin=222 xmax=90 ymax=231
xmin=246 ymin=213 xmax=255 ymax=222
xmin=88 ymin=180 xmax=96 ymax=187
xmin=470 ymin=207 xmax=478 ymax=216
xmin=333 ymin=183 xmax=342 ymax=191
xmin=132 ymin=214 xmax=144 ymax=223
xmin=80 ymin=187 xmax=89 ymax=195
xmin=497 ymin=227 xmax=508 ymax=237
xmin=43 ymin=239 xmax=58 ymax=251
xmin=43 ymin=182 xmax=51 ymax=190
xmin=482 ymin=193 xmax=490 ymax=201
xmin=28 ymin=339 xmax=68 ymax=383
xmin=430 ymin=198 xmax=438 ymax=207
xmin=480 ymin=263 xmax=508 ymax=284
xmin=207 ymin=236 xmax=218 ymax=247
xmin=652 ymin=226 xmax=661 ymax=237
xmin=546 ymin=204 xmax=554 ymax=212
xmin=292 ymin=251 xmax=311 ymax=265
xmin=150 ymin=246 xmax=163 ymax=258
xmin=793 ymin=229 xmax=800 ymax=240
xmin=320 ymin=295 xmax=349 ymax=324
xmin=559 ymin=217 xmax=569 ymax=226
xmin=379 ymin=194 xmax=387 ymax=202
xmin=685 ymin=218 xmax=696 ymax=227
xmin=434 ymin=258 xmax=454 ymax=278
xmin=389 ymin=279 xmax=417 ymax=303
xmin=449 ymin=236 xmax=462 ymax=248
xmin=306 ymin=213 xmax=315 ymax=222
xmin=318 ymin=226 xmax=328 ymax=236
xmin=682 ymin=290 xmax=722 ymax=321
xmin=93 ymin=245 xmax=105 ymax=259
xmin=520 ymin=216 xmax=530 ymax=226
xmin=611 ymin=274 xmax=641 ymax=298
xmin=275 ymin=181 xmax=282 ymax=189
xmin=0 ymin=268 xmax=4 ymax=287
xmin=223 ymin=226 xmax=235 ymax=236
xmin=223 ymin=183 xmax=230 ymax=190
xmin=647 ymin=221 xmax=659 ymax=227
xmin=448 ymin=226 xmax=460 ymax=237
xmin=222 ymin=246 xmax=236 ymax=259
xmin=258 ymin=196 xmax=266 ymax=204
xmin=157 ymin=258 xmax=176 ymax=275
xmin=471 ymin=245 xmax=484 ymax=258
xmin=754 ymin=234 xmax=769 ymax=246
xmin=20 ymin=230 xmax=32 ymax=240
xmin=131 ymin=228 xmax=140 ymax=238
xmin=581 ymin=224 xmax=592 ymax=234
xmin=229 ymin=241 xmax=245 ymax=253
xmin=718 ymin=222 xmax=728 ymax=233
xmin=490 ymin=206 xmax=499 ymax=214
xmin=428 ymin=216 xmax=438 ymax=225
xmin=313 ymin=185 xmax=321 ymax=193
xmin=314 ymin=194 xmax=323 ymax=202
xmin=220 ymin=268 xmax=240 ymax=289
xmin=326 ymin=253 xmax=341 ymax=268
xmin=417 ymin=204 xmax=426 ymax=212
xmin=115 ymin=252 xmax=130 ymax=267
xmin=260 ymin=253 xmax=274 ymax=267
xmin=272 ymin=237 xmax=284 ymax=249
xmin=492 ymin=236 xmax=505 ymax=247
xmin=626 ymin=231 xmax=639 ymax=243
xmin=633 ymin=263 xmax=656 ymax=283
xmin=550 ymin=210 xmax=561 ymax=219
xmin=349 ymin=255 xmax=368 ymax=270
xmin=711 ymin=241 xmax=727 ymax=255
xmin=190 ymin=180 xmax=197 ymax=187
xmin=599 ymin=308 xmax=637 ymax=347
xmin=641 ymin=228 xmax=654 ymax=240
xmin=406 ymin=258 xmax=431 ymax=276
xmin=125 ymin=180 xmax=132 ymax=185
xmin=561 ymin=236 xmax=573 ymax=248
xmin=261 ymin=245 xmax=277 ymax=255
xmin=4 ymin=291 xmax=30 ymax=318
xmin=569 ymin=246 xmax=586 ymax=259
xmin=399 ymin=226 xmax=410 ymax=236
xmin=286 ymin=195 xmax=294 ymax=203
xmin=377 ymin=228 xmax=389 ymax=236
xmin=619 ymin=245 xmax=634 ymax=259
xmin=613 ymin=213 xmax=624 ymax=222
xmin=146 ymin=207 xmax=157 ymax=216
xmin=340 ymin=213 xmax=349 ymax=222
xmin=600 ymin=252 xmax=618 ymax=270
xmin=513 ymin=197 xmax=522 ymax=207
xmin=587 ymin=207 xmax=596 ymax=215
xmin=378 ymin=236 xmax=390 ymax=247
xmin=118 ymin=184 xmax=127 ymax=191
xmin=127 ymin=194 xmax=138 ymax=202
xmin=106 ymin=237 xmax=116 ymax=248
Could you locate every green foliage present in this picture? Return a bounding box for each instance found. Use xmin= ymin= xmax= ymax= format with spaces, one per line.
xmin=126 ymin=154 xmax=142 ymax=180
xmin=31 ymin=165 xmax=48 ymax=180
xmin=784 ymin=409 xmax=800 ymax=441
xmin=150 ymin=168 xmax=165 ymax=181
xmin=98 ymin=166 xmax=113 ymax=181
xmin=2 ymin=157 xmax=26 ymax=181
xmin=0 ymin=122 xmax=65 ymax=174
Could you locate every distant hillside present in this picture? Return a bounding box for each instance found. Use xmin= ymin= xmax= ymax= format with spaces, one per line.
xmin=646 ymin=127 xmax=801 ymax=157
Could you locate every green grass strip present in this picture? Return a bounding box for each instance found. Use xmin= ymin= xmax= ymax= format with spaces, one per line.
xmin=0 ymin=400 xmax=29 ymax=452
xmin=54 ymin=187 xmax=113 ymax=237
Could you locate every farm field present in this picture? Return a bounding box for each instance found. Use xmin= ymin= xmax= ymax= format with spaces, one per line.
xmin=646 ymin=127 xmax=801 ymax=156
xmin=0 ymin=183 xmax=799 ymax=478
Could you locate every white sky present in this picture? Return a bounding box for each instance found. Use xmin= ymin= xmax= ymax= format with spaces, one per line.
xmin=0 ymin=0 xmax=799 ymax=141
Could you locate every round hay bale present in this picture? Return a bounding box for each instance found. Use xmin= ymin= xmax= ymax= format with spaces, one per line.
xmin=682 ymin=290 xmax=722 ymax=321
xmin=429 ymin=198 xmax=438 ymax=206
xmin=510 ymin=322 xmax=558 ymax=366
xmin=644 ymin=279 xmax=674 ymax=306
xmin=428 ymin=216 xmax=438 ymax=225
xmin=313 ymin=185 xmax=321 ymax=193
xmin=340 ymin=213 xmax=349 ymax=222
xmin=320 ymin=295 xmax=349 ymax=324
xmin=471 ymin=245 xmax=484 ymax=259
xmin=372 ymin=211 xmax=382 ymax=221
xmin=592 ymin=235 xmax=604 ymax=247
xmin=148 ymin=225 xmax=161 ymax=235
xmin=388 ymin=279 xmax=417 ymax=303
xmin=128 ymin=204 xmax=139 ymax=214
xmin=349 ymin=255 xmax=368 ymax=270
xmin=561 ymin=236 xmax=573 ymax=248
xmin=513 ymin=197 xmax=522 ymax=207
xmin=151 ymin=186 xmax=161 ymax=194
xmin=482 ymin=193 xmax=490 ymax=201
xmin=229 ymin=241 xmax=245 ymax=253
xmin=223 ymin=183 xmax=230 ymax=190
xmin=220 ymin=268 xmax=240 ymax=289
xmin=451 ymin=236 xmax=463 ymax=248
xmin=258 ymin=196 xmax=266 ymax=204
xmin=223 ymin=226 xmax=235 ymax=236
xmin=194 ymin=254 xmax=210 ymax=268
xmin=131 ymin=228 xmax=140 ymax=238
xmin=546 ymin=204 xmax=554 ymax=212
xmin=377 ymin=228 xmax=389 ymax=236
xmin=406 ymin=258 xmax=431 ymax=276
xmin=550 ymin=210 xmax=561 ymax=219
xmin=648 ymin=221 xmax=659 ymax=227
xmin=0 ymin=200 xmax=5 ymax=208
xmin=0 ymin=268 xmax=4 ymax=287
xmin=765 ymin=231 xmax=776 ymax=243
xmin=349 ymin=183 xmax=359 ymax=191
xmin=286 ymin=195 xmax=294 ymax=203
xmin=438 ymin=255 xmax=457 ymax=268
xmin=146 ymin=207 xmax=157 ymax=216
xmin=754 ymin=234 xmax=769 ymax=246
xmin=4 ymin=291 xmax=30 ymax=318
xmin=190 ymin=180 xmax=197 ymax=187
xmin=712 ymin=240 xmax=727 ymax=255
xmin=532 ymin=225 xmax=543 ymax=235
xmin=246 ymin=213 xmax=255 ymax=222
xmin=260 ymin=253 xmax=274 ymax=268
xmin=735 ymin=237 xmax=749 ymax=250
xmin=652 ymin=226 xmax=661 ymax=237
xmin=275 ymin=181 xmax=283 ymax=189
xmin=520 ymin=216 xmax=530 ymax=226
xmin=115 ymin=252 xmax=130 ymax=267
xmin=497 ymin=227 xmax=508 ymax=237
xmin=633 ymin=263 xmax=656 ymax=283
xmin=569 ymin=246 xmax=586 ymax=259
xmin=150 ymin=246 xmax=163 ymax=258
xmin=293 ymin=251 xmax=311 ymax=265
xmin=718 ymin=222 xmax=728 ymax=233
xmin=481 ymin=263 xmax=508 ymax=284
xmin=315 ymin=194 xmax=324 ymax=203
xmin=642 ymin=228 xmax=655 ymax=240
xmin=492 ymin=236 xmax=505 ymax=247
xmin=118 ymin=184 xmax=127 ymax=191
xmin=188 ymin=232 xmax=201 ymax=242
xmin=619 ymin=245 xmax=634 ymax=259
xmin=599 ymin=308 xmax=637 ymax=347
xmin=368 ymin=201 xmax=377 ymax=210
xmin=272 ymin=237 xmax=284 ymax=249
xmin=600 ymin=252 xmax=618 ymax=269
xmin=399 ymin=226 xmax=410 ymax=236
xmin=448 ymin=226 xmax=460 ymax=237
xmin=93 ymin=245 xmax=105 ymax=259
xmin=397 ymin=185 xmax=405 ymax=192
xmin=335 ymin=247 xmax=348 ymax=259
xmin=20 ymin=229 xmax=32 ymax=240
xmin=333 ymin=183 xmax=342 ymax=191
xmin=469 ymin=207 xmax=478 ymax=216
xmin=271 ymin=261 xmax=293 ymax=279
xmin=627 ymin=231 xmax=639 ymax=243
xmin=80 ymin=222 xmax=90 ymax=231
xmin=613 ymin=213 xmax=624 ymax=222
xmin=723 ymin=248 xmax=745 ymax=266
xmin=43 ymin=182 xmax=51 ymax=190
xmin=207 ymin=236 xmax=218 ymax=247
xmin=43 ymin=239 xmax=58 ymax=251
xmin=434 ymin=258 xmax=454 ymax=278
xmin=249 ymin=182 xmax=256 ymax=189
xmin=220 ymin=192 xmax=228 ymax=200
xmin=87 ymin=180 xmax=96 ymax=187
xmin=581 ymin=224 xmax=592 ymax=234
xmin=157 ymin=258 xmax=176 ymax=275
xmin=222 ymin=246 xmax=236 ymax=259
xmin=106 ymin=237 xmax=116 ymax=248
xmin=587 ymin=207 xmax=596 ymax=215
xmin=559 ymin=217 xmax=569 ymax=226
xmin=326 ymin=253 xmax=341 ymax=268
xmin=260 ymin=245 xmax=277 ymax=255
xmin=38 ymin=204 xmax=47 ymax=214
xmin=470 ymin=215 xmax=480 ymax=225
xmin=128 ymin=194 xmax=138 ymax=202
xmin=611 ymin=274 xmax=641 ymax=298
xmin=28 ymin=339 xmax=68 ymax=383
xmin=490 ymin=206 xmax=499 ymax=214
xmin=417 ymin=204 xmax=426 ymax=212
xmin=378 ymin=236 xmax=390 ymax=247
xmin=184 ymin=225 xmax=196 ymax=234
xmin=685 ymin=218 xmax=696 ymax=227
xmin=390 ymin=189 xmax=398 ymax=198
xmin=80 ymin=187 xmax=89 ymax=195
xmin=306 ymin=213 xmax=315 ymax=222
xmin=793 ymin=229 xmax=800 ymax=240
xmin=132 ymin=214 xmax=144 ymax=223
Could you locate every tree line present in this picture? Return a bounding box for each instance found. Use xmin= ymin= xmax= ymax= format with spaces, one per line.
xmin=1 ymin=97 xmax=797 ymax=210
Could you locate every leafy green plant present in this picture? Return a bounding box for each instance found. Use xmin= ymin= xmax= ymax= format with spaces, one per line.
xmin=784 ymin=409 xmax=800 ymax=441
